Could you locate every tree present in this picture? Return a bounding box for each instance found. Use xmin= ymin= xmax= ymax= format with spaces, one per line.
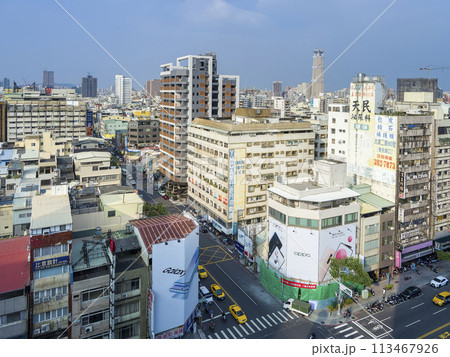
xmin=436 ymin=250 xmax=450 ymax=262
xmin=329 ymin=257 xmax=372 ymax=288
xmin=143 ymin=202 xmax=168 ymax=217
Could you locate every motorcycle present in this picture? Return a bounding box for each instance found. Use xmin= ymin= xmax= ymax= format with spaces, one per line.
xmin=209 ymin=322 xmax=215 ymax=332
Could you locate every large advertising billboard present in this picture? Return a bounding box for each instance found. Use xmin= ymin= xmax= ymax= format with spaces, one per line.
xmin=268 ymin=218 xmax=356 ymax=283
xmin=152 ymin=230 xmax=199 ymax=336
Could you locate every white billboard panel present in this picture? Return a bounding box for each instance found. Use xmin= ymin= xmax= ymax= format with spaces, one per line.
xmin=152 ymin=230 xmax=199 ymax=335
xmin=268 ymin=218 xmax=287 ymax=275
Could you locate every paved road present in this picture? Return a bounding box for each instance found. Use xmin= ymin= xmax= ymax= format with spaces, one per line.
xmin=322 ymin=280 xmax=450 ymax=340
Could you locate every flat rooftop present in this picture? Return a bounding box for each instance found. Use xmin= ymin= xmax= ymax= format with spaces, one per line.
xmin=191 ymin=118 xmax=312 ymax=133
xmin=0 ymin=236 xmax=30 ymax=293
xmin=31 ymin=195 xmax=72 ymax=229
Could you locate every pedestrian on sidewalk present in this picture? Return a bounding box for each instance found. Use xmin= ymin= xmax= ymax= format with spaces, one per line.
xmin=382 ymin=288 xmax=386 ymax=297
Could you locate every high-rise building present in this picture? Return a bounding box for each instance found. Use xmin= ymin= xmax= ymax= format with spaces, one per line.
xmin=159 ymin=53 xmax=239 ymax=198
xmin=115 ymin=75 xmax=132 ymax=106
xmin=81 ymin=74 xmax=98 ymax=98
xmin=327 ymin=103 xmax=350 ymax=161
xmin=397 ymin=78 xmax=438 ymax=103
xmin=43 ymin=70 xmax=54 ymax=89
xmin=311 ymin=50 xmax=324 ymax=99
xmin=145 ymin=79 xmax=161 ymax=98
xmin=272 ymin=81 xmax=282 ymax=97
xmin=0 ymin=101 xmax=6 ymax=142
xmin=2 ymin=78 xmax=10 ymax=89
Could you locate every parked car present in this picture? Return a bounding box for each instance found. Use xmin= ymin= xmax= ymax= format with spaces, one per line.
xmin=198 ymin=265 xmax=207 ymax=279
xmin=158 ymin=190 xmax=165 ymax=196
xmin=199 ymin=285 xmax=213 ymax=304
xmin=433 ymin=291 xmax=450 ymax=306
xmin=210 ymin=284 xmax=225 ymax=300
xmin=229 ymin=304 xmax=247 ymax=324
xmin=401 ymin=286 xmax=421 ymax=299
xmin=162 ymin=195 xmax=169 ymax=200
xmin=130 ymin=180 xmax=136 ymax=186
xmin=430 ymin=276 xmax=448 ymax=288
xmin=200 ymin=227 xmax=208 ymax=233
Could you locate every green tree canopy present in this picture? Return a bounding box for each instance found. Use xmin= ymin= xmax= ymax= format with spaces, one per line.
xmin=329 ymin=257 xmax=372 ymax=287
xmin=143 ymin=202 xmax=168 ymax=217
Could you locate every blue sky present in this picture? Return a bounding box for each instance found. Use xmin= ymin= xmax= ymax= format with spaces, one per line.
xmin=1 ymin=0 xmax=449 ymax=91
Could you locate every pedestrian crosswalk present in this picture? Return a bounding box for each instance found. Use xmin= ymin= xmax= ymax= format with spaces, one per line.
xmin=330 ymin=322 xmax=366 ymax=339
xmin=205 ymin=309 xmax=298 ymax=339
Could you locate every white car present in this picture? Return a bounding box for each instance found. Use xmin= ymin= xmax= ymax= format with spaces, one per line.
xmin=158 ymin=190 xmax=165 ymax=196
xmin=130 ymin=180 xmax=136 ymax=186
xmin=431 ymin=276 xmax=448 ymax=288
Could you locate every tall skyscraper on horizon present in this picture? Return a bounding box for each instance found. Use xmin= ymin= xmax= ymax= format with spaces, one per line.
xmin=145 ymin=79 xmax=161 ymax=98
xmin=43 ymin=70 xmax=54 ymax=88
xmin=2 ymin=78 xmax=10 ymax=89
xmin=81 ymin=74 xmax=98 ymax=98
xmin=311 ymin=49 xmax=324 ymax=98
xmin=115 ymin=74 xmax=132 ymax=105
xmin=272 ymin=81 xmax=282 ymax=97
xmin=159 ymin=52 xmax=239 ymax=199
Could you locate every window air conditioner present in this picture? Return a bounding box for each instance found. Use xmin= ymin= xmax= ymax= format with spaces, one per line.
xmin=33 ymin=328 xmax=41 ymax=335
xmin=41 ymin=324 xmax=50 ymax=333
xmin=122 ymin=293 xmax=129 ymax=299
xmin=34 ymin=298 xmax=41 ymax=305
xmin=43 ymin=296 xmax=50 ymax=303
xmin=84 ymin=326 xmax=93 ymax=333
xmin=55 ymin=294 xmax=62 ymax=300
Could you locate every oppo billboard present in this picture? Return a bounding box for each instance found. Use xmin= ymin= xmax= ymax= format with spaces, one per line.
xmin=152 ymin=229 xmax=199 ymax=335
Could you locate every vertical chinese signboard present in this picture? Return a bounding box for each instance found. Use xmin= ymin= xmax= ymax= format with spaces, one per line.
xmin=373 ymin=115 xmax=397 ymax=185
xmin=398 ymin=171 xmax=405 ymax=199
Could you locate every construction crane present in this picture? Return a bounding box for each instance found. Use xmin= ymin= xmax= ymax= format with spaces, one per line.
xmin=419 ymin=66 xmax=450 ymax=78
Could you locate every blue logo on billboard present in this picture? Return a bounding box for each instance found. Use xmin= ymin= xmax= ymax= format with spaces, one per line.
xmin=168 ymin=247 xmax=199 ymax=298
xmin=33 ymin=255 xmax=69 ymax=271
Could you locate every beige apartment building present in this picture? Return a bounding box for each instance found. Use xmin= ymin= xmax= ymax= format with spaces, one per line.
xmin=73 ymin=151 xmax=121 ymax=187
xmin=187 ymin=118 xmax=315 ymax=235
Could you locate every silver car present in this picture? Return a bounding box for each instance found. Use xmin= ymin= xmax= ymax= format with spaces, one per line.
xmin=430 ymin=276 xmax=448 ymax=288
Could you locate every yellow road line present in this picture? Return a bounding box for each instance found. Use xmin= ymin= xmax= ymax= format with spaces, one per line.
xmin=202 ymin=257 xmax=233 ymax=266
xmin=203 ymin=266 xmax=238 ymax=306
xmin=417 ymin=321 xmax=450 ymax=339
xmin=206 ymin=247 xmax=222 ymax=264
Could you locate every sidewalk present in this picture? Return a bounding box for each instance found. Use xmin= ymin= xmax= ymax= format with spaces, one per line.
xmin=305 ymin=260 xmax=450 ymax=326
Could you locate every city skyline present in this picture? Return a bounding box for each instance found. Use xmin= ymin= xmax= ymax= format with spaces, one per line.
xmin=1 ymin=0 xmax=449 ymax=92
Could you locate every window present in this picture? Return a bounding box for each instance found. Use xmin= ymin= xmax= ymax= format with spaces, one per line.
xmin=288 ymin=217 xmax=319 ymax=229
xmin=365 ymin=223 xmax=379 ymax=235
xmin=345 ymin=213 xmax=358 ymax=223
xmin=34 ymin=265 xmax=69 ymax=279
xmin=382 ymin=236 xmax=393 ymax=246
xmin=34 ymin=244 xmax=68 ymax=258
xmin=35 ymin=286 xmax=68 ymax=300
xmin=82 ymin=287 xmax=108 ymax=302
xmin=116 ymin=301 xmax=140 ymax=317
xmin=0 ymin=311 xmax=25 ymax=326
xmin=382 ymin=253 xmax=391 ymax=261
xmin=115 ymin=323 xmax=140 ymax=339
xmin=364 ymin=239 xmax=379 ymax=251
xmin=60 ymin=225 xmax=66 ymax=231
xmin=269 ymin=207 xmax=286 ymax=224
xmin=33 ymin=307 xmax=68 ymax=323
xmin=364 ymin=255 xmax=379 ymax=267
xmin=81 ymin=309 xmax=109 ymax=326
xmin=108 ymin=210 xmax=116 ymax=217
xmin=321 ymin=216 xmax=342 ymax=228
xmin=382 ymin=221 xmax=393 ymax=231
xmin=116 ymin=278 xmax=140 ymax=294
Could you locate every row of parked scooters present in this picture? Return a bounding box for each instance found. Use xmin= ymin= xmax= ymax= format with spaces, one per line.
xmin=365 ymin=300 xmax=384 ymax=313
xmin=382 ymin=293 xmax=408 ymax=306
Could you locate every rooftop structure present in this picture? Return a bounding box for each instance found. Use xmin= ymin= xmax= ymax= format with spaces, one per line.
xmin=0 ymin=235 xmax=30 ymax=294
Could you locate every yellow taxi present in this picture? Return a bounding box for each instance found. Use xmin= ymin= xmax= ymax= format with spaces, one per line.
xmin=433 ymin=291 xmax=450 ymax=307
xmin=198 ymin=265 xmax=207 ymax=279
xmin=210 ymin=284 xmax=225 ymax=300
xmin=229 ymin=304 xmax=247 ymax=324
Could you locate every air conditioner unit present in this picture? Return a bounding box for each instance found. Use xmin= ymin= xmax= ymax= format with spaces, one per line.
xmin=55 ymin=294 xmax=62 ymax=300
xmin=41 ymin=324 xmax=50 ymax=333
xmin=404 ymin=164 xmax=408 ymax=168
xmin=42 ymin=296 xmax=50 ymax=303
xmin=122 ymin=293 xmax=129 ymax=299
xmin=422 ymin=222 xmax=427 ymax=225
xmin=416 ymin=163 xmax=420 ymax=167
xmin=413 ymin=175 xmax=418 ymax=179
xmin=33 ymin=328 xmax=41 ymax=335
xmin=84 ymin=326 xmax=93 ymax=333
xmin=34 ymin=298 xmax=41 ymax=305
xmin=114 ymin=317 xmax=121 ymax=324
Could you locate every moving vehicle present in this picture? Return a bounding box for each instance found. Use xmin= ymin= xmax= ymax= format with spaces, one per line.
xmin=200 ymin=227 xmax=208 ymax=233
xmin=198 ymin=265 xmax=207 ymax=279
xmin=433 ymin=291 xmax=450 ymax=306
xmin=430 ymin=276 xmax=448 ymax=288
xmin=199 ymin=285 xmax=213 ymax=304
xmin=229 ymin=304 xmax=247 ymax=324
xmin=401 ymin=286 xmax=421 ymax=299
xmin=130 ymin=180 xmax=136 ymax=186
xmin=283 ymin=298 xmax=312 ymax=316
xmin=210 ymin=284 xmax=225 ymax=300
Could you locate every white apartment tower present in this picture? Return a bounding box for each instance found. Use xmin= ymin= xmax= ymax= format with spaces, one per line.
xmin=159 ymin=53 xmax=240 ymax=199
xmin=115 ymin=75 xmax=132 ymax=106
xmin=327 ymin=103 xmax=350 ymax=161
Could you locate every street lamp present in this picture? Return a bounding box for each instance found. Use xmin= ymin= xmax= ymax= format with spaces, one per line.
xmin=337 ymin=267 xmax=346 ymax=316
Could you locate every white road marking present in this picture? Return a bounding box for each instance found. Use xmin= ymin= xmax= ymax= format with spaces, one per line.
xmin=355 ymin=335 xmax=365 ymax=339
xmin=405 ymin=320 xmax=421 ymax=328
xmin=273 ymin=312 xmax=285 ymax=322
xmin=251 ymin=320 xmax=262 ymax=331
xmin=227 ymin=328 xmax=237 ymax=339
xmin=208 ymin=335 xmax=213 ymax=339
xmin=261 ymin=316 xmax=272 ymax=327
xmin=221 ymin=330 xmax=229 ymax=339
xmin=228 ymin=249 xmax=233 ymax=253
xmin=277 ymin=311 xmax=288 ymax=321
xmin=266 ymin=314 xmax=278 ymax=325
xmin=337 ymin=327 xmax=353 ymax=334
xmin=433 ymin=307 xmax=447 ymax=315
xmin=214 ymin=332 xmax=221 ymax=339
xmin=246 ymin=323 xmax=255 ymax=333
xmin=380 ymin=317 xmax=391 ymax=322
xmin=216 ymin=264 xmax=258 ymax=305
xmin=334 ymin=324 xmax=347 ymax=329
xmin=282 ymin=310 xmax=295 ymax=319
xmin=233 ymin=325 xmax=243 ymax=338
xmin=411 ymin=303 xmax=425 ymax=310
xmin=344 ymin=331 xmax=359 ymax=338
xmin=239 ymin=324 xmax=250 ymax=335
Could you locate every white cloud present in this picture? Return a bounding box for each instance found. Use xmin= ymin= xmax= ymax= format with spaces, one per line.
xmin=182 ymin=0 xmax=265 ymax=26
